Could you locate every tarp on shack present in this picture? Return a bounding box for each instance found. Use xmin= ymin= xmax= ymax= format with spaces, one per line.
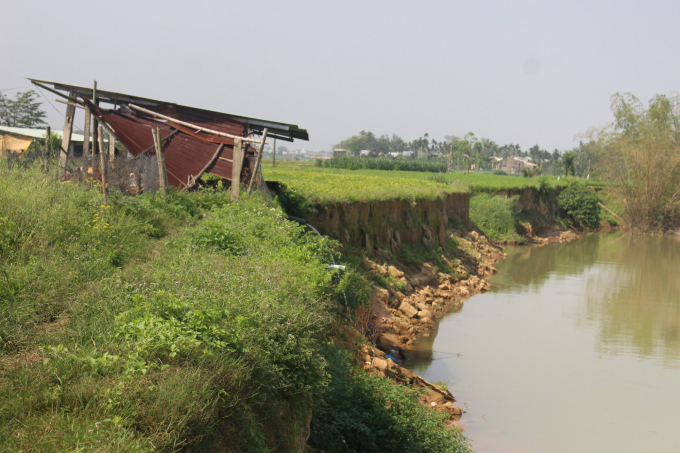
xmin=29 ymin=78 xmax=309 ymax=189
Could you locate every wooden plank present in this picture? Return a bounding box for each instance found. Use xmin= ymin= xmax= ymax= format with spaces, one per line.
xmin=218 ymin=156 xmax=233 ymax=163
xmin=128 ymin=103 xmax=263 ymax=144
xmin=231 ymin=138 xmax=242 ymax=201
xmin=59 ymin=90 xmax=77 ymax=173
xmin=247 ymin=128 xmax=268 ymax=194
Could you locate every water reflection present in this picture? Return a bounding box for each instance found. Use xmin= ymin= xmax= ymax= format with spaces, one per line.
xmin=406 ymin=233 xmax=680 ymax=453
xmin=492 ymin=233 xmax=680 ymax=366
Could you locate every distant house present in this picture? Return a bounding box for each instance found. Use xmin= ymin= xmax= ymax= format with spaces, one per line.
xmin=333 ymin=149 xmax=349 ymax=157
xmin=0 ymin=126 xmax=86 ymax=155
xmin=497 ymin=156 xmax=536 ymax=174
xmin=359 ymin=149 xmax=370 ymax=156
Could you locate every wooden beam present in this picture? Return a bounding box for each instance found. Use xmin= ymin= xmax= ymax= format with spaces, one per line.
xmin=98 ymin=126 xmax=108 ymax=204
xmin=56 ymin=98 xmax=85 ymax=109
xmin=83 ymin=105 xmax=91 ymax=165
xmin=92 ymin=81 xmax=99 ymax=161
xmin=184 ymin=144 xmax=224 ymax=191
xmin=59 ymin=90 xmax=77 ymax=173
xmin=128 ymin=103 xmax=263 ymax=144
xmin=109 ymin=132 xmax=116 ymax=166
xmin=247 ymin=128 xmax=268 ymax=194
xmin=218 ymin=156 xmax=233 ymax=163
xmin=231 ymin=138 xmax=242 ymax=201
xmin=272 ymin=137 xmax=276 ymax=168
xmin=152 ymin=126 xmax=168 ymax=194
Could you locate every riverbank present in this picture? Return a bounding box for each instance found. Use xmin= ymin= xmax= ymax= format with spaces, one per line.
xmin=352 ymin=224 xmax=583 ymax=430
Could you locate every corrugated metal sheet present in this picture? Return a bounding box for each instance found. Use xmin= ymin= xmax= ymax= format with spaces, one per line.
xmin=28 ymin=78 xmax=309 ymax=142
xmin=89 ymin=102 xmax=255 ymax=188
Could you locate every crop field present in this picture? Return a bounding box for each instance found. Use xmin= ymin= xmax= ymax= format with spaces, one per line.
xmin=264 ymin=166 xmax=468 ymax=203
xmin=263 ymin=165 xmax=605 ymax=204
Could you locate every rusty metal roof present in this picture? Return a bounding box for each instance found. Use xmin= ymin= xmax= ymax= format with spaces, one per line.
xmin=28 ymin=78 xmax=309 ymax=142
xmin=86 ymin=99 xmax=255 ymax=188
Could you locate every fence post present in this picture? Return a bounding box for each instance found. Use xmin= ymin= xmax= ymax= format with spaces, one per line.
xmin=231 ymin=138 xmax=242 ymax=201
xmin=153 ymin=127 xmax=168 ymax=194
xmin=272 ymin=137 xmax=276 ymax=168
xmin=91 ymin=81 xmax=99 ymax=163
xmin=98 ymin=126 xmax=108 ymax=204
xmin=59 ymin=90 xmax=77 ymax=175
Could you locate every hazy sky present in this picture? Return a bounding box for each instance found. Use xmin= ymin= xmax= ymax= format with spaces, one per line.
xmin=2 ymin=0 xmax=679 ymax=151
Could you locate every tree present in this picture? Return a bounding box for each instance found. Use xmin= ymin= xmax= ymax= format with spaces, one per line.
xmin=590 ymin=92 xmax=680 ymax=229
xmin=0 ymin=90 xmax=47 ymax=128
xmin=562 ymin=151 xmax=575 ymax=176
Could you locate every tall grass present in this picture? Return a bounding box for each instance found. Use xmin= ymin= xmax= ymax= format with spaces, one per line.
xmin=0 ymin=161 xmax=470 ymax=452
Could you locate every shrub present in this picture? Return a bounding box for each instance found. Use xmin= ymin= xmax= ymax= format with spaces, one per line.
xmin=493 ymin=170 xmax=507 ymax=175
xmin=469 ymin=194 xmax=523 ymax=242
xmin=557 ymin=181 xmax=601 ymax=229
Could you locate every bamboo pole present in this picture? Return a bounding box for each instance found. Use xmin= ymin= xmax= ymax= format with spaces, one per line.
xmin=248 ymin=128 xmax=268 ymax=194
xmin=98 ymin=126 xmax=108 ymax=204
xmin=231 ymin=138 xmax=242 ymax=201
xmin=152 ymin=127 xmax=168 ymax=194
xmin=127 ymin=103 xmax=263 ymax=144
xmin=133 ymin=129 xmax=179 ymax=159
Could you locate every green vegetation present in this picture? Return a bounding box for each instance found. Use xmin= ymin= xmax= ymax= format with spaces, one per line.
xmin=264 ymin=167 xmax=467 ymax=204
xmin=309 ymin=345 xmax=471 ymax=453
xmin=324 ymin=155 xmax=448 ymax=173
xmin=263 ymin=166 xmax=604 ymax=207
xmin=557 ymin=182 xmax=602 ymax=230
xmin=469 ymin=194 xmax=524 ymax=243
xmin=590 ymin=92 xmax=680 ymax=230
xmin=0 ymin=161 xmax=469 ymax=452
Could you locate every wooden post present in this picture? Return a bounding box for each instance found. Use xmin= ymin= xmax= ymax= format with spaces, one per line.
xmin=98 ymin=126 xmax=108 ymax=204
xmin=248 ymin=128 xmax=268 ymax=194
xmin=231 ymin=138 xmax=242 ymax=201
xmin=83 ymin=105 xmax=91 ymax=167
xmin=272 ymin=137 xmax=276 ymax=168
xmin=91 ymin=81 xmax=99 ymax=163
xmin=59 ymin=90 xmax=77 ymax=174
xmin=44 ymin=126 xmax=51 ymax=158
xmin=108 ymin=133 xmax=116 ymax=168
xmin=152 ymin=127 xmax=168 ymax=194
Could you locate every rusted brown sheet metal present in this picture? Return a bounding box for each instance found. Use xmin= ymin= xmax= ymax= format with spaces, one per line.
xmin=89 ymin=103 xmax=254 ymax=188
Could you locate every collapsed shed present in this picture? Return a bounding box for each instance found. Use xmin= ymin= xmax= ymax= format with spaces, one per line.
xmin=29 ymin=78 xmax=308 ymax=191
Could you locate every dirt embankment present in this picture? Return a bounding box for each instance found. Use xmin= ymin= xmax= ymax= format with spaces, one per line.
xmin=308 ymin=192 xmax=469 ymax=249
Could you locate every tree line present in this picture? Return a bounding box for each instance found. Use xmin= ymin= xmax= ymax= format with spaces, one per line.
xmin=334 ymin=130 xmax=596 ymax=176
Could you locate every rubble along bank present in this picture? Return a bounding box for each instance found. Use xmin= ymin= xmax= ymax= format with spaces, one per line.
xmin=353 ymin=226 xmax=581 ymax=429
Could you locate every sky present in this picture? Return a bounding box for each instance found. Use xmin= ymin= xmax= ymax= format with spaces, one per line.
xmin=2 ymin=0 xmax=679 ymax=152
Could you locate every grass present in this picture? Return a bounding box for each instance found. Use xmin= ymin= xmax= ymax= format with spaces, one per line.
xmin=0 ymin=161 xmax=471 ymax=452
xmin=263 ymin=165 xmax=607 ymax=205
xmin=469 ymin=193 xmax=525 ymax=243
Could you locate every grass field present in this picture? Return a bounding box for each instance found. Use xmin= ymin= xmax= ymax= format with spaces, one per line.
xmin=263 ymin=165 xmax=606 ymax=204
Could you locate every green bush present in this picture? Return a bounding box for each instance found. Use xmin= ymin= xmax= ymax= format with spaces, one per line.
xmin=557 ymin=181 xmax=601 ymax=229
xmin=309 ymin=344 xmax=472 ymax=453
xmin=469 ymin=193 xmax=523 ymax=242
xmin=493 ymin=170 xmax=507 ymax=175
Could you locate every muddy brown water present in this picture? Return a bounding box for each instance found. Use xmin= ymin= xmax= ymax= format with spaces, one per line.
xmin=404 ymin=233 xmax=680 ymax=453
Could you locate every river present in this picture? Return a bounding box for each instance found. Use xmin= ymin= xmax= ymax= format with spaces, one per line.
xmin=405 ymin=233 xmax=680 ymax=453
